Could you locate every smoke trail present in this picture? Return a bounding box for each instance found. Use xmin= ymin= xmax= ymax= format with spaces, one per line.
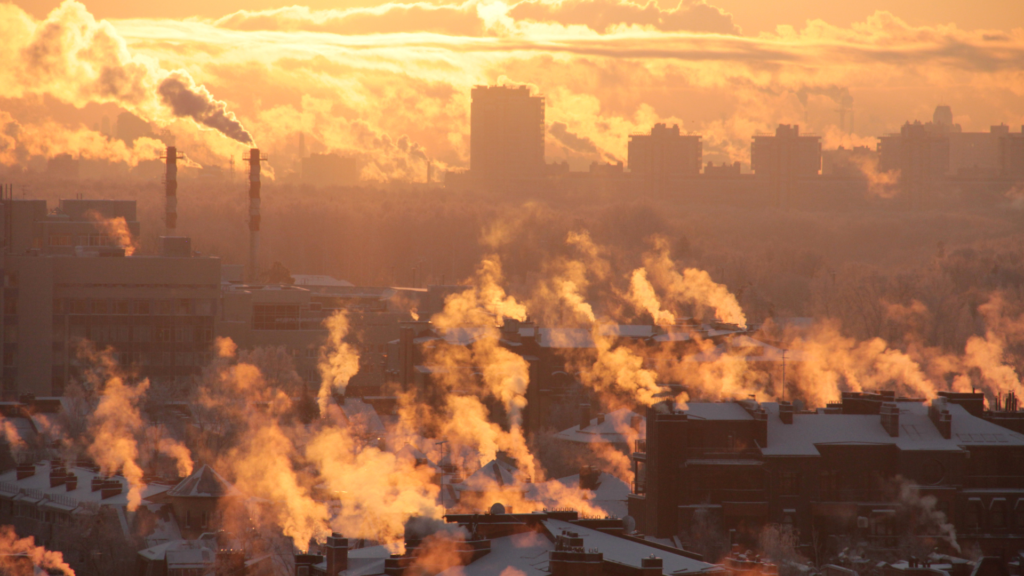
xmin=0 ymin=525 xmax=75 ymax=576
xmin=317 ymin=311 xmax=360 ymax=413
xmin=9 ymin=1 xmax=254 ymax=148
xmin=638 ymin=236 xmax=747 ymax=329
xmin=78 ymin=343 xmax=193 ymax=510
xmin=85 ymin=211 xmax=137 ymax=255
xmin=158 ymin=72 xmax=255 ymax=145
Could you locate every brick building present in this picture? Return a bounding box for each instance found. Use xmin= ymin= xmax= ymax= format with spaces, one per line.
xmin=629 ymin=392 xmax=1024 ymax=561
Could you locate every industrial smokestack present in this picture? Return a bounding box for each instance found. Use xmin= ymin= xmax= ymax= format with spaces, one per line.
xmin=248 ymin=148 xmax=263 ymax=282
xmin=163 ymin=146 xmax=180 ymax=232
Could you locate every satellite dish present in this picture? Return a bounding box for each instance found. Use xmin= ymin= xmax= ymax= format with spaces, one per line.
xmin=490 ymin=502 xmax=506 ymax=515
xmin=623 ymin=516 xmax=636 ymax=534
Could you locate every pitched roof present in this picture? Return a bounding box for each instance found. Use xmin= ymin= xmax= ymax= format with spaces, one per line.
xmin=167 ymin=465 xmax=234 ymax=498
xmin=553 ymin=408 xmax=645 ymax=445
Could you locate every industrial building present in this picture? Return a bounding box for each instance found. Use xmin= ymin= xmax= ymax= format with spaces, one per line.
xmin=0 ymin=198 xmax=219 ymax=398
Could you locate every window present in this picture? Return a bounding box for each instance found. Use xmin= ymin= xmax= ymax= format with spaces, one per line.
xmin=778 ymin=470 xmax=799 ymax=495
xmin=116 ymin=325 xmax=130 ymax=343
xmin=49 ymin=234 xmax=72 ymax=247
xmin=990 ymin=500 xmax=1007 ymax=529
xmin=70 ymin=299 xmax=88 ymax=314
xmin=114 ymin=300 xmax=130 ymax=315
xmin=201 ymin=511 xmax=209 ymax=528
xmin=967 ymin=500 xmax=983 ymax=531
xmin=177 ymin=299 xmax=191 ymax=315
xmin=53 ymin=299 xmax=66 ymax=314
xmin=819 ymin=470 xmax=838 ymax=499
xmin=92 ymin=300 xmax=109 ymax=314
xmin=195 ymin=300 xmax=214 ymax=316
xmin=157 ymin=300 xmax=173 ymax=315
xmin=133 ymin=326 xmax=151 ymax=343
xmin=133 ymin=300 xmax=151 ymax=315
xmin=89 ymin=325 xmax=109 ymax=342
xmin=253 ymin=304 xmax=301 ymax=330
xmin=156 ymin=327 xmax=173 ymax=343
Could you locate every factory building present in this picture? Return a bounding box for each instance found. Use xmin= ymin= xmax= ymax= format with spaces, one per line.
xmin=0 ymin=198 xmax=219 ymax=398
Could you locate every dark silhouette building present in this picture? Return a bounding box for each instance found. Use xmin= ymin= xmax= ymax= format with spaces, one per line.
xmin=628 ymin=392 xmax=1024 ymax=561
xmin=878 ymin=123 xmax=949 ymax=205
xmin=750 ymin=125 xmax=821 ymax=207
xmin=470 ymin=85 xmax=545 ymax=180
xmin=628 ymin=124 xmax=702 ymax=197
xmin=999 ymin=126 xmax=1024 ymax=180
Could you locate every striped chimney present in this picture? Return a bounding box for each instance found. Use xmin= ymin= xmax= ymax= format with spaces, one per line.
xmin=164 ymin=146 xmax=179 ymax=231
xmin=248 ymin=148 xmax=262 ymax=282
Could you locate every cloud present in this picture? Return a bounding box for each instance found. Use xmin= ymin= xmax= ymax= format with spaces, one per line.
xmin=1 ymin=0 xmax=254 ymax=153
xmin=214 ymin=3 xmax=487 ymax=37
xmin=508 ymin=0 xmax=740 ymax=35
xmin=3 ymin=2 xmax=1024 ymax=177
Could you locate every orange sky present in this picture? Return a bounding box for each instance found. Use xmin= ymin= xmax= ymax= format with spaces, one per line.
xmin=1 ymin=0 xmax=1022 ymax=177
xmin=12 ymin=0 xmax=1024 ymax=32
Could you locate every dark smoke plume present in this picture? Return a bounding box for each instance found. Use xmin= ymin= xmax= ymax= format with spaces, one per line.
xmin=158 ymin=72 xmax=254 ymax=145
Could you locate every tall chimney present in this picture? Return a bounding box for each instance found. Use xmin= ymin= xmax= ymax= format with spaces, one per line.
xmin=248 ymin=148 xmax=262 ymax=282
xmin=164 ymin=146 xmax=180 ymax=232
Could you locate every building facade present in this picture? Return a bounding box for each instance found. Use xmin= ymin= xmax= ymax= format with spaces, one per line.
xmin=1 ymin=199 xmax=220 ymax=398
xmin=470 ymin=85 xmax=546 ymax=180
xmin=751 ymin=125 xmax=821 ymax=207
xmin=628 ymin=123 xmax=702 ymax=197
xmin=629 ymin=392 xmax=1024 ymax=561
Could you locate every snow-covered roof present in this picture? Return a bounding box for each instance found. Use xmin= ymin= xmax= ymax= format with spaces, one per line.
xmin=339 ymin=399 xmax=385 ymax=437
xmin=524 ymin=326 xmax=656 ymax=349
xmin=687 ymin=336 xmax=805 ymax=363
xmin=291 ymin=275 xmax=354 ymax=288
xmin=684 ymin=402 xmax=753 ymax=421
xmin=0 ymin=460 xmax=172 ymax=509
xmin=461 ymin=459 xmax=519 ymax=490
xmin=542 ymin=519 xmax=720 ymax=574
xmin=340 ymin=545 xmax=392 ymax=576
xmin=166 ymin=465 xmax=234 ymax=498
xmin=760 ymin=401 xmax=1024 ymax=457
xmin=554 ymin=472 xmax=629 ymax=518
xmin=438 ymin=531 xmax=553 ymax=576
xmin=138 ymin=539 xmax=216 ymax=567
xmin=415 ymin=327 xmax=490 ymax=346
xmin=553 ymin=408 xmax=644 ymax=445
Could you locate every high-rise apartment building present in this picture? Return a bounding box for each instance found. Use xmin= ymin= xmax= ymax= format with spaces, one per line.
xmin=470 ymin=85 xmax=545 ymax=180
xmin=878 ymin=122 xmax=950 ymax=204
xmin=751 ymin=125 xmax=821 ymax=207
xmin=627 ymin=123 xmax=701 ymax=197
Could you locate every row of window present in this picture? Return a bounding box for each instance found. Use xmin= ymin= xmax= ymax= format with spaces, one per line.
xmin=48 ymin=233 xmax=119 ymax=247
xmin=59 ymin=325 xmax=215 ymax=344
xmin=54 ymin=298 xmax=215 ymax=316
xmin=63 ymin=350 xmax=214 ymax=368
xmin=966 ymin=499 xmax=1024 ymax=531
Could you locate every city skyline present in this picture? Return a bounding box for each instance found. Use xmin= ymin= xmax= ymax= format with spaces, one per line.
xmin=0 ymin=1 xmax=1022 ymax=179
